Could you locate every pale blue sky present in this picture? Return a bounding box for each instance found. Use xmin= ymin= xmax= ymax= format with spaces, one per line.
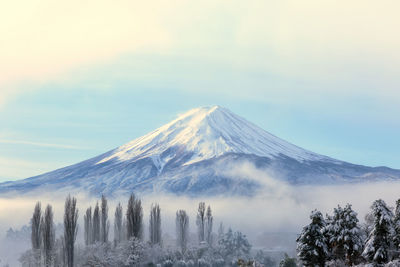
xmin=0 ymin=1 xmax=399 ymax=181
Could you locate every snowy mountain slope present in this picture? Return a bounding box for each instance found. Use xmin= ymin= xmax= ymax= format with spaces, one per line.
xmin=0 ymin=106 xmax=399 ymax=197
xmin=97 ymin=106 xmax=332 ymax=165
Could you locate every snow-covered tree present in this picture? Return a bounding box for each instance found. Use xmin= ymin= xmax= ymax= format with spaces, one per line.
xmin=362 ymin=210 xmax=374 ymax=247
xmin=76 ymin=237 xmax=147 ymax=267
xmin=42 ymin=204 xmax=55 ymax=267
xmin=114 ymin=202 xmax=123 ymax=245
xmin=19 ymin=249 xmax=37 ymax=267
xmin=325 ymin=204 xmax=363 ymax=265
xmin=362 ymin=199 xmax=394 ymax=264
xmin=141 ymin=242 xmax=165 ymax=266
xmin=279 ymin=253 xmax=296 ymax=267
xmin=205 ymin=205 xmax=213 ymax=246
xmin=64 ymin=195 xmax=78 ymax=267
xmin=77 ymin=242 xmax=114 ymax=266
xmin=296 ymin=210 xmax=328 ymax=267
xmin=196 ymin=202 xmax=206 ymax=244
xmin=101 ymin=195 xmax=110 ymax=243
xmin=84 ymin=206 xmax=93 ymax=246
xmin=342 ymin=204 xmax=364 ymax=264
xmin=124 ymin=237 xmax=145 ymax=266
xmin=218 ymin=228 xmax=251 ymax=261
xmin=176 ymin=210 xmax=189 ymax=254
xmin=126 ymin=193 xmax=143 ymax=240
xmin=393 ymin=199 xmax=400 ymax=252
xmin=255 ymin=250 xmax=276 ymax=267
xmin=93 ymin=202 xmax=100 ymax=243
xmin=149 ymin=203 xmax=162 ymax=245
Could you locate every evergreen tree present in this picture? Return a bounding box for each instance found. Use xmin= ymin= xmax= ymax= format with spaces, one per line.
xmin=393 ymin=199 xmax=400 ymax=252
xmin=296 ymin=210 xmax=328 ymax=267
xmin=279 ymin=253 xmax=297 ymax=267
xmin=362 ymin=199 xmax=394 ymax=264
xmin=325 ymin=204 xmax=363 ymax=265
xmin=342 ymin=204 xmax=364 ymax=265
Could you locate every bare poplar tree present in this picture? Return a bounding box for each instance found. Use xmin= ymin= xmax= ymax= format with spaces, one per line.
xmin=100 ymin=195 xmax=109 ymax=243
xmin=126 ymin=193 xmax=143 ymax=240
xmin=126 ymin=194 xmax=134 ymax=240
xmin=149 ymin=203 xmax=162 ymax=245
xmin=217 ymin=222 xmax=224 ymax=242
xmin=205 ymin=205 xmax=213 ymax=245
xmin=196 ymin=202 xmax=206 ymax=243
xmin=42 ymin=204 xmax=55 ymax=267
xmin=176 ymin=210 xmax=189 ymax=254
xmin=31 ymin=201 xmax=42 ymax=250
xmin=114 ymin=203 xmax=123 ymax=244
xmin=64 ymin=195 xmax=78 ymax=267
xmin=84 ymin=207 xmax=93 ymax=246
xmin=122 ymin=218 xmax=127 ymax=242
xmin=92 ymin=202 xmax=100 ymax=243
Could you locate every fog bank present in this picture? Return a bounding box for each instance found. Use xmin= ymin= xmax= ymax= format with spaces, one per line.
xmin=1 ymin=180 xmax=400 ymax=265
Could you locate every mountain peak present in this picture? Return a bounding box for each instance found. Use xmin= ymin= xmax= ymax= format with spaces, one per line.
xmin=172 ymin=105 xmax=226 ymax=125
xmin=97 ymin=106 xmax=329 ymax=166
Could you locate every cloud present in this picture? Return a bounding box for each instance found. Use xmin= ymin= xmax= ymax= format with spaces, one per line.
xmin=0 ymin=156 xmax=68 ymax=181
xmin=0 ymin=0 xmax=172 ymax=106
xmin=0 ymin=139 xmax=90 ymax=180
xmin=1 ymin=0 xmax=400 ymax=108
xmin=0 ymin=139 xmax=89 ymax=150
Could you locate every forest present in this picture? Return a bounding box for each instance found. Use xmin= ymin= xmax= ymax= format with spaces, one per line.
xmin=13 ymin=193 xmax=400 ymax=266
xmin=297 ymin=199 xmax=400 ymax=266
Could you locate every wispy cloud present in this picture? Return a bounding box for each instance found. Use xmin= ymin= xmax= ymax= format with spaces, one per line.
xmin=0 ymin=139 xmax=88 ymax=150
xmin=0 ymin=156 xmax=66 ymax=181
xmin=1 ymin=0 xmax=400 ymax=106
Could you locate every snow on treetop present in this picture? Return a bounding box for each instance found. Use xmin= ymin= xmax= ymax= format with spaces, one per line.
xmin=97 ymin=106 xmax=332 ymax=166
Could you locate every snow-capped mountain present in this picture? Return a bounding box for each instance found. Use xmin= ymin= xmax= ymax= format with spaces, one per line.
xmin=98 ymin=106 xmax=331 ymax=166
xmin=1 ymin=106 xmax=399 ymax=197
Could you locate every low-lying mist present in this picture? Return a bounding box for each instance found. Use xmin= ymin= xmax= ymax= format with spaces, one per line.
xmin=1 ymin=162 xmax=400 ymax=265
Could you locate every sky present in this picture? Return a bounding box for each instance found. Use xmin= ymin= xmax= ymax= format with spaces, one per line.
xmin=0 ymin=0 xmax=399 ymax=181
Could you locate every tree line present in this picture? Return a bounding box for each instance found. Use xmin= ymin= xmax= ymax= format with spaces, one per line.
xmin=20 ymin=194 xmax=257 ymax=267
xmin=297 ymin=198 xmax=400 ymax=266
